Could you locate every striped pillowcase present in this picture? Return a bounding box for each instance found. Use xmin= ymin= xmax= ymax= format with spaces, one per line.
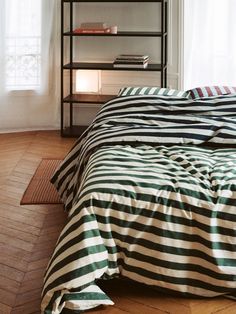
xmin=187 ymin=86 xmax=236 ymax=99
xmin=118 ymin=86 xmax=190 ymax=98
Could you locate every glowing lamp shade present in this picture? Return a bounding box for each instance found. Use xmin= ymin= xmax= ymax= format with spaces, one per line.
xmin=75 ymin=70 xmax=101 ymax=93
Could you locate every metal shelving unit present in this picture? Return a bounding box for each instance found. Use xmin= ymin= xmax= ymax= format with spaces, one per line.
xmin=61 ymin=0 xmax=168 ymax=137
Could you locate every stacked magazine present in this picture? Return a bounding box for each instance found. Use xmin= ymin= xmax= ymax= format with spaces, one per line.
xmin=113 ymin=54 xmax=149 ymax=68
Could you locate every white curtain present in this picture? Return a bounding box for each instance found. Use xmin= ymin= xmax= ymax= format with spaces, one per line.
xmin=183 ymin=0 xmax=236 ymax=90
xmin=0 ymin=0 xmax=59 ymax=132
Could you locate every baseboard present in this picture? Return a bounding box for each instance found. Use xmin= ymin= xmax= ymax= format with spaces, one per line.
xmin=0 ymin=126 xmax=60 ymax=134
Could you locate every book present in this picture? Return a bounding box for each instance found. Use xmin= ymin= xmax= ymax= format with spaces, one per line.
xmin=114 ymin=59 xmax=149 ymax=64
xmin=115 ymin=54 xmax=149 ymax=60
xmin=80 ymin=22 xmax=107 ymax=29
xmin=115 ymin=58 xmax=149 ymax=64
xmin=113 ymin=54 xmax=149 ymax=67
xmin=74 ymin=28 xmax=111 ymax=34
xmin=113 ymin=61 xmax=148 ymax=68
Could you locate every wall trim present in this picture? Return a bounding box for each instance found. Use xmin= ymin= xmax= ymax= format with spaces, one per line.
xmin=0 ymin=126 xmax=59 ymax=134
xmin=178 ymin=0 xmax=184 ymax=89
xmin=168 ymin=0 xmax=173 ymax=68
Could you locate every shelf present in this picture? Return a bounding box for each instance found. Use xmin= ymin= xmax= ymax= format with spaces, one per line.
xmin=63 ymin=62 xmax=165 ymax=71
xmin=64 ymin=0 xmax=164 ymax=2
xmin=61 ymin=0 xmax=168 ymax=137
xmin=63 ymin=93 xmax=115 ymax=103
xmin=63 ymin=31 xmax=167 ymax=37
xmin=62 ymin=125 xmax=88 ymax=138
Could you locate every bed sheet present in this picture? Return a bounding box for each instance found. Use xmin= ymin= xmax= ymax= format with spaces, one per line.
xmin=41 ymin=94 xmax=236 ymax=313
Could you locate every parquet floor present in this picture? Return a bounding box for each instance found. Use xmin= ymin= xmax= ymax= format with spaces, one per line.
xmin=0 ymin=130 xmax=236 ymax=314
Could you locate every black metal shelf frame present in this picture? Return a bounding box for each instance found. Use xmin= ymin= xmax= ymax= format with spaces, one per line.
xmin=63 ymin=31 xmax=167 ymax=37
xmin=61 ymin=0 xmax=168 ymax=137
xmin=63 ymin=62 xmax=166 ymax=71
xmin=64 ymin=0 xmax=164 ymax=2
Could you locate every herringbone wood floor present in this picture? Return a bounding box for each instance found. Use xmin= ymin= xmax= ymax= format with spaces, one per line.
xmin=0 ymin=130 xmax=235 ymax=314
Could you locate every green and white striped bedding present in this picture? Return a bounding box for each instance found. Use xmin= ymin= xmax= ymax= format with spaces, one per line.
xmin=118 ymin=86 xmax=190 ymax=98
xmin=41 ymin=95 xmax=236 ymax=313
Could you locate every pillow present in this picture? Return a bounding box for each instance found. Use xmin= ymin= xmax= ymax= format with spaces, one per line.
xmin=118 ymin=86 xmax=190 ymax=98
xmin=187 ymin=86 xmax=236 ymax=99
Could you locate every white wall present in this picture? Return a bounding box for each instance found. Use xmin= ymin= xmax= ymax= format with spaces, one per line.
xmin=0 ymin=0 xmax=182 ymax=132
xmin=73 ymin=0 xmax=182 ymax=126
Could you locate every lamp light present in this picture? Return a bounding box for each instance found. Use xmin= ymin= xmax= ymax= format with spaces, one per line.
xmin=75 ymin=70 xmax=101 ymax=94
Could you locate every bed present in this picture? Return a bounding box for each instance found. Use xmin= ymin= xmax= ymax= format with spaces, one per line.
xmin=41 ymin=90 xmax=236 ymax=313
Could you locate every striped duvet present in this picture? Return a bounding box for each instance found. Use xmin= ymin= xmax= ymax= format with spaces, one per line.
xmin=41 ymin=94 xmax=236 ymax=313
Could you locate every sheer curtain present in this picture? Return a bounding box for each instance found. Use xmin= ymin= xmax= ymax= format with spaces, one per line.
xmin=0 ymin=0 xmax=59 ymax=131
xmin=183 ymin=0 xmax=236 ymax=90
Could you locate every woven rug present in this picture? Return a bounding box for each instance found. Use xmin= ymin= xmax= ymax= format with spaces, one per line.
xmin=20 ymin=158 xmax=63 ymax=205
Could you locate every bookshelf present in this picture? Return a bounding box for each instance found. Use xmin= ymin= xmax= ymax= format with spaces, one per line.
xmin=61 ymin=0 xmax=168 ymax=137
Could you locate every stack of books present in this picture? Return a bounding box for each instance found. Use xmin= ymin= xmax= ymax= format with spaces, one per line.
xmin=113 ymin=54 xmax=149 ymax=68
xmin=74 ymin=22 xmax=111 ymax=34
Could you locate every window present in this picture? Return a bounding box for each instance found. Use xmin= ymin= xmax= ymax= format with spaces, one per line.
xmin=183 ymin=0 xmax=236 ymax=89
xmin=5 ymin=0 xmax=42 ymax=90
